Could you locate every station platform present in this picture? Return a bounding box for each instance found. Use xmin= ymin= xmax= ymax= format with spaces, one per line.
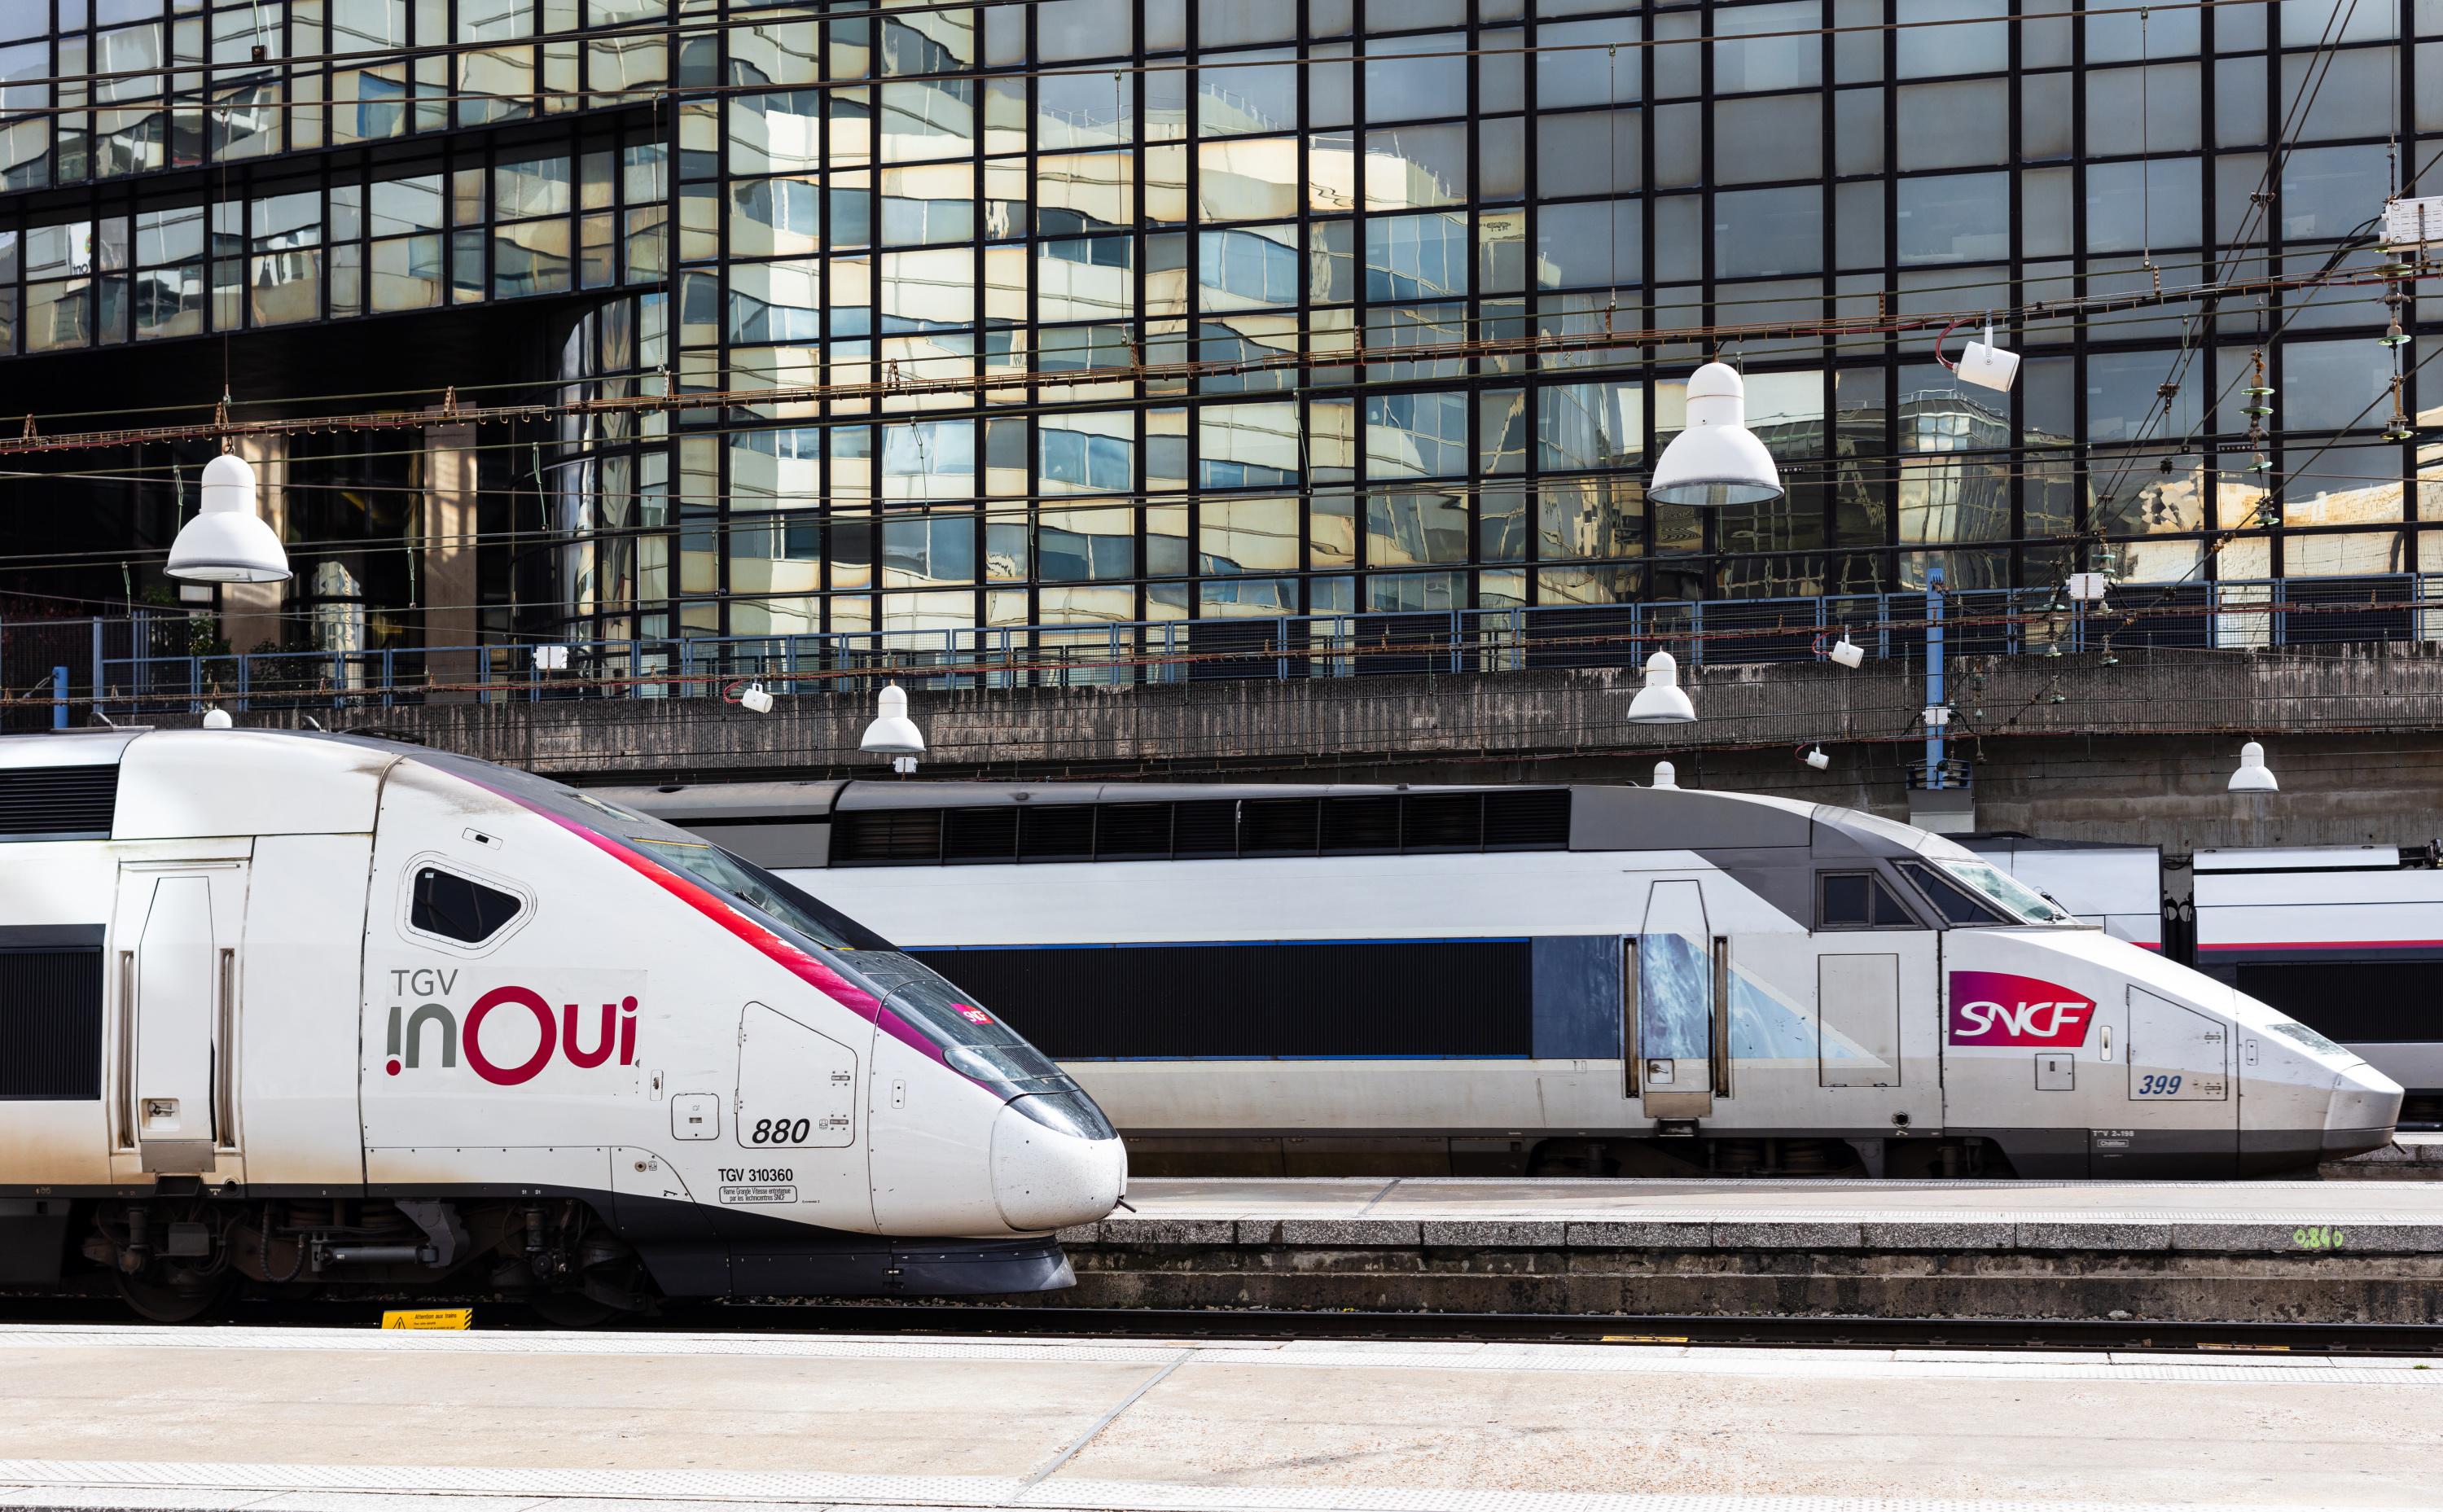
xmin=0 ymin=1323 xmax=2436 ymax=1512
xmin=1049 ymin=1177 xmax=2443 ymax=1323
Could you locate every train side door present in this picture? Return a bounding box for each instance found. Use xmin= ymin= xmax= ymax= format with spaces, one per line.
xmin=108 ymin=860 xmax=249 ymax=1184
xmin=2103 ymin=985 xmax=2236 ymax=1176
xmin=731 ymin=1001 xmax=868 ymax=1215
xmin=1635 ymin=879 xmax=1719 ymax=1120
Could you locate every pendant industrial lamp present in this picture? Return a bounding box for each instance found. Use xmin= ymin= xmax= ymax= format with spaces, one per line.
xmin=1626 ymin=651 xmax=1697 ymax=724
xmin=1647 ymin=362 xmax=1784 ymax=508
xmin=167 ymin=451 xmax=291 ymax=583
xmin=861 ymin=682 xmax=927 ymax=774
xmin=2227 ymin=740 xmax=2279 ymax=794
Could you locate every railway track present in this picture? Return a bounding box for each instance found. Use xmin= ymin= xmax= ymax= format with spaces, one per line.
xmin=5 ymin=1293 xmax=2440 ymax=1356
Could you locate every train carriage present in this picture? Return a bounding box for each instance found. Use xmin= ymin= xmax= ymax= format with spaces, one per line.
xmin=0 ymin=729 xmax=1123 ymax=1321
xmin=620 ymin=778 xmax=2400 ymax=1181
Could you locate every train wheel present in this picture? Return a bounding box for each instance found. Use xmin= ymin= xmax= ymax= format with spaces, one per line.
xmin=114 ymin=1268 xmax=235 ymax=1324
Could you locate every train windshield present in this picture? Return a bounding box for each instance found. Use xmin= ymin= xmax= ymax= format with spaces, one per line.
xmin=1934 ymin=858 xmax=2076 ymax=925
xmin=625 ymin=838 xmax=895 ymax=952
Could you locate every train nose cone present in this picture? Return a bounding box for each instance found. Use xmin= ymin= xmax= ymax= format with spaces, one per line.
xmin=2325 ymin=1065 xmax=2406 ymax=1161
xmin=989 ymin=1098 xmax=1127 ymax=1232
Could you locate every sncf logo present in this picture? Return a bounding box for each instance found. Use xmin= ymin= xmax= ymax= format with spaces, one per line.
xmin=384 ymin=968 xmax=640 ymax=1086
xmin=1948 ymin=970 xmax=2096 ymax=1048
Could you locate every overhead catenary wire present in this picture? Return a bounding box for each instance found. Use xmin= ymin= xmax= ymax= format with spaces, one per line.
xmin=0 ymin=239 xmax=2349 ymax=436
xmin=3 ymin=260 xmax=2428 ymax=456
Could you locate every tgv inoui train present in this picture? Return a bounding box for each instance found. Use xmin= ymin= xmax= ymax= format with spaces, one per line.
xmin=616 ymin=778 xmax=2402 ymax=1181
xmin=0 ymin=730 xmax=1123 ymax=1321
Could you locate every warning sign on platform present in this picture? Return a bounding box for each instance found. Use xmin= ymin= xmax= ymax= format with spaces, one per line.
xmin=381 ymin=1308 xmax=473 ymax=1330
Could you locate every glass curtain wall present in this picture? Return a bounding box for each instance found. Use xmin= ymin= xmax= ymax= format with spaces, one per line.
xmin=0 ymin=0 xmax=2436 ymax=643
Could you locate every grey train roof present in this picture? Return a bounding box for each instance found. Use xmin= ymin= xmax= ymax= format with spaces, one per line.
xmin=599 ymin=778 xmax=1941 ymax=866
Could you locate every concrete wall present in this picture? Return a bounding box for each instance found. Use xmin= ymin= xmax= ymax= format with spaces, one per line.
xmin=228 ymin=641 xmax=2443 ymax=855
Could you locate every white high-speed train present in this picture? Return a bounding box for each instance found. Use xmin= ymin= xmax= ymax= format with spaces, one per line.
xmin=616 ymin=779 xmax=2401 ymax=1181
xmin=1936 ymin=840 xmax=2442 ymax=1117
xmin=0 ymin=730 xmax=1123 ymax=1321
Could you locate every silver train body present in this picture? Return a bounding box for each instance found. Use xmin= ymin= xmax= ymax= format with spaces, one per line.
xmin=616 ymin=779 xmax=2401 ymax=1181
xmin=0 ymin=730 xmax=1122 ymax=1320
xmin=1920 ymin=839 xmax=2443 ymax=1111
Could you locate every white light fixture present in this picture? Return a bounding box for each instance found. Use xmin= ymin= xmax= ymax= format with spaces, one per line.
xmin=1954 ymin=319 xmax=2021 ymax=393
xmin=861 ymin=682 xmax=927 ymax=774
xmin=1626 ymin=651 xmax=1696 ymax=724
xmin=736 ymin=681 xmax=775 ymax=715
xmin=1827 ymin=632 xmax=1865 ymax=668
xmin=167 ymin=452 xmax=291 ymax=584
xmin=1651 ymin=760 xmax=1678 ymax=790
xmin=200 ymin=708 xmax=233 ymax=730
xmin=2228 ymin=740 xmax=2279 ymax=794
xmin=1800 ymin=745 xmax=1831 ymax=771
xmin=1648 ymin=362 xmax=1784 ymax=508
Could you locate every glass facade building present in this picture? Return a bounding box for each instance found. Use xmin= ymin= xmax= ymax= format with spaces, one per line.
xmin=0 ymin=0 xmax=2436 ymax=652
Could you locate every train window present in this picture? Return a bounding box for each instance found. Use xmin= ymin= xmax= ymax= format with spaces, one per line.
xmin=625 ymin=837 xmax=895 ymax=952
xmin=410 ymin=868 xmax=524 ymax=944
xmin=1897 ymin=861 xmax=2006 ymax=926
xmin=1929 ymin=857 xmax=2074 ymax=924
xmin=1818 ymin=872 xmax=1914 ymax=930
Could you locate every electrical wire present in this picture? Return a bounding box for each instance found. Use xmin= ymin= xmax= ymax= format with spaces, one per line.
xmin=5 ymin=261 xmax=2427 ymax=456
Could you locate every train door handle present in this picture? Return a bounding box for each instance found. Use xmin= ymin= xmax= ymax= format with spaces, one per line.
xmin=2100 ymin=1025 xmax=2113 ymax=1062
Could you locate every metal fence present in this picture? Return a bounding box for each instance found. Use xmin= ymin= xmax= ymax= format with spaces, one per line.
xmin=7 ymin=572 xmax=2437 ymax=721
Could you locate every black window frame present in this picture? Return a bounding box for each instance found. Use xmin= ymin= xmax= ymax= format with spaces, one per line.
xmin=408 ymin=865 xmax=528 ymax=946
xmin=1896 ymin=861 xmax=2007 ymax=927
xmin=1816 ymin=870 xmax=1922 ymax=931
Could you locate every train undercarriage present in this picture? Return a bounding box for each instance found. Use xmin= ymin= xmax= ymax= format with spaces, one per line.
xmin=32 ymin=1194 xmax=651 ymax=1324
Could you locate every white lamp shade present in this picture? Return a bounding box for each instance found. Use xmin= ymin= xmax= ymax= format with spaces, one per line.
xmin=1626 ymin=651 xmax=1696 ymax=724
xmin=1648 ymin=362 xmax=1784 ymax=508
xmin=2228 ymin=740 xmax=2279 ymax=793
xmin=738 ymin=681 xmax=775 ymax=715
xmin=1651 ymin=761 xmax=1678 ymax=790
xmin=1827 ymin=634 xmax=1865 ymax=668
xmin=860 ymin=682 xmax=927 ymax=757
xmin=168 ymin=453 xmax=291 ymax=584
xmin=1802 ymin=746 xmax=1831 ymax=770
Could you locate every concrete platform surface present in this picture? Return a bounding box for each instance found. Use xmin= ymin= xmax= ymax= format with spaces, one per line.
xmin=1068 ymin=1176 xmax=2443 ymax=1253
xmin=0 ymin=1325 xmax=2437 ymax=1512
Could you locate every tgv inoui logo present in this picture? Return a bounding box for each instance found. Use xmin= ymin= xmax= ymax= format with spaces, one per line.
xmin=1947 ymin=970 xmax=2096 ymax=1048
xmin=384 ymin=967 xmax=640 ymax=1085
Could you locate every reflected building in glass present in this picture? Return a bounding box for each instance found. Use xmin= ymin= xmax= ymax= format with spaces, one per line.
xmin=0 ymin=0 xmax=2435 ymax=654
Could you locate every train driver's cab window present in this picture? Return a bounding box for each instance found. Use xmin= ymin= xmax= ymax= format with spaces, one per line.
xmin=1897 ymin=861 xmax=2006 ymax=926
xmin=410 ymin=867 xmax=524 ymax=944
xmin=1818 ymin=871 xmax=1915 ymax=930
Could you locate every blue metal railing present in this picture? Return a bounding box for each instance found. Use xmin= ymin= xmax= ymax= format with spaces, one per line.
xmin=35 ymin=572 xmax=2439 ymax=718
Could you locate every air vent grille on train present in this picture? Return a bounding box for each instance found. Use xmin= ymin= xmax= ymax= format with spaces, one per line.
xmin=0 ymin=765 xmax=118 ymax=839
xmin=827 ymin=788 xmax=1570 ymax=866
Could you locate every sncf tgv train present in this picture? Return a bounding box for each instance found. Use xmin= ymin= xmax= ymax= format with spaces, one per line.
xmin=0 ymin=730 xmax=1123 ymax=1321
xmin=1932 ymin=840 xmax=2442 ymax=1118
xmin=617 ymin=779 xmax=2401 ymax=1181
